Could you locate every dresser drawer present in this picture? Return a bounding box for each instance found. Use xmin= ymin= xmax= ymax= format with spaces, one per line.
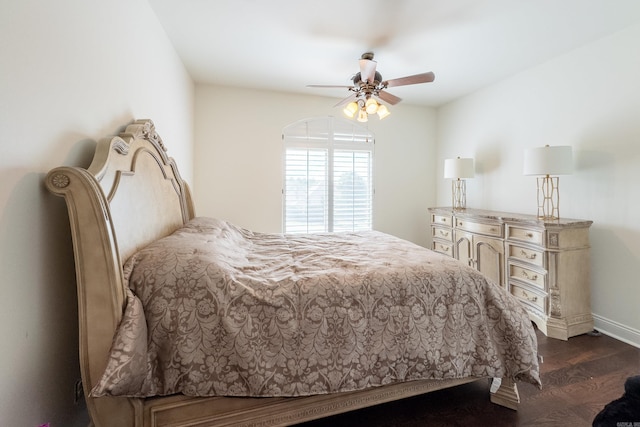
xmin=507 ymin=225 xmax=543 ymax=246
xmin=511 ymin=283 xmax=546 ymax=312
xmin=431 ymin=226 xmax=453 ymax=242
xmin=508 ymin=262 xmax=546 ymax=290
xmin=455 ymin=219 xmax=502 ymax=237
xmin=507 ymin=244 xmax=545 ymax=268
xmin=432 ymin=241 xmax=453 ymax=257
xmin=432 ymin=214 xmax=452 ymax=227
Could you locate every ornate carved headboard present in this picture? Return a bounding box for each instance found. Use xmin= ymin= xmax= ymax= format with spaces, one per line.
xmin=45 ymin=119 xmax=194 ymax=423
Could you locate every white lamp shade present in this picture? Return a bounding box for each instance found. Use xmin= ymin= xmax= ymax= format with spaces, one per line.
xmin=376 ymin=104 xmax=390 ymax=119
xmin=523 ymin=145 xmax=572 ymax=176
xmin=444 ymin=157 xmax=475 ymax=179
xmin=343 ymin=102 xmax=358 ymax=118
xmin=365 ymin=98 xmax=378 ymax=114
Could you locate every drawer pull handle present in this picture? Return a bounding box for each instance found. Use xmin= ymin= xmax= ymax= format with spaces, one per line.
xmin=521 ymin=290 xmax=538 ymax=303
xmin=441 ymin=218 xmax=446 ymax=222
xmin=521 ymin=271 xmax=538 ymax=281
xmin=459 ymin=222 xmax=463 ymax=226
xmin=439 ymin=230 xmax=449 ymax=237
xmin=526 ymin=232 xmax=534 ymax=238
xmin=520 ymin=250 xmax=537 ymax=260
xmin=490 ymin=227 xmax=497 ymax=232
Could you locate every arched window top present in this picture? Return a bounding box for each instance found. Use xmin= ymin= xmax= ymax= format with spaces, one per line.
xmin=283 ymin=116 xmax=374 ymax=148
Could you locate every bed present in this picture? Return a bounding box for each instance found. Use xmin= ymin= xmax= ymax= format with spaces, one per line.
xmin=46 ymin=119 xmax=540 ymax=427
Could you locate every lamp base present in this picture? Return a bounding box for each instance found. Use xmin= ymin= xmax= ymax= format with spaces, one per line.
xmin=452 ymin=179 xmax=467 ymax=210
xmin=536 ymin=176 xmax=560 ymax=220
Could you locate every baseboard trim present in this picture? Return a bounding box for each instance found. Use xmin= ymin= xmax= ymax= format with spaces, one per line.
xmin=592 ymin=314 xmax=640 ymax=348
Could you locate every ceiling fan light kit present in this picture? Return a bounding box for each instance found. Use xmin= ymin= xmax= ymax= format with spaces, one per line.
xmin=357 ymin=108 xmax=368 ymax=123
xmin=308 ymin=52 xmax=435 ymax=122
xmin=343 ymin=98 xmax=390 ymax=122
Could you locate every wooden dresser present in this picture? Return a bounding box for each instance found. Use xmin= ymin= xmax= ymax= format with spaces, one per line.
xmin=428 ymin=207 xmax=593 ymax=340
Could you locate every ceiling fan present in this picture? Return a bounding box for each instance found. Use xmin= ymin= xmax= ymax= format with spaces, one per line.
xmin=307 ymin=52 xmax=435 ymax=121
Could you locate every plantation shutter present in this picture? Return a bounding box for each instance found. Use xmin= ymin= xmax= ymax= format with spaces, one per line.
xmin=333 ymin=150 xmax=373 ymax=232
xmin=284 ymin=148 xmax=328 ymax=233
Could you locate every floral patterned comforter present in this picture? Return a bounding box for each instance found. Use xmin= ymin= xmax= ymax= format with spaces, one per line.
xmin=92 ymin=217 xmax=540 ymax=397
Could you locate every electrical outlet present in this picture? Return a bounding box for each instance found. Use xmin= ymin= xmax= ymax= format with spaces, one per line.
xmin=74 ymin=379 xmax=84 ymax=404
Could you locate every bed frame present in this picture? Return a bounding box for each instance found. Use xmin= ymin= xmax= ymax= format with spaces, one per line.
xmin=46 ymin=119 xmax=520 ymax=427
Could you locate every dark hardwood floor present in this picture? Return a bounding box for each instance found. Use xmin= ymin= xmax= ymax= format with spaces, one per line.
xmin=297 ymin=327 xmax=640 ymax=426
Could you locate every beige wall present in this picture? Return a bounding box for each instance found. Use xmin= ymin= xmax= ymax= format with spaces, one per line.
xmin=0 ymin=1 xmax=194 ymax=425
xmin=194 ymin=85 xmax=437 ymax=246
xmin=436 ymin=23 xmax=640 ymax=346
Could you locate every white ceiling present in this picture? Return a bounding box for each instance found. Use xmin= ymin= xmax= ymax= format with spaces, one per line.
xmin=148 ymin=0 xmax=640 ymax=107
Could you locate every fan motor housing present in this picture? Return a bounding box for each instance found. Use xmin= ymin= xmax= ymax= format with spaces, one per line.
xmin=352 ymin=71 xmax=383 ymax=85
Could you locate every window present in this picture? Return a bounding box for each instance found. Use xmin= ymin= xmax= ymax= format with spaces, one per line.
xmin=283 ymin=117 xmax=374 ymax=233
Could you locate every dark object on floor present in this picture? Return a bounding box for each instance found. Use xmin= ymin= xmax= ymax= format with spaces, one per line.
xmin=592 ymin=375 xmax=640 ymax=426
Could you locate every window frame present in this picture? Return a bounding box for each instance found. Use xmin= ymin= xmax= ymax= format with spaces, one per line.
xmin=282 ymin=116 xmax=375 ymax=234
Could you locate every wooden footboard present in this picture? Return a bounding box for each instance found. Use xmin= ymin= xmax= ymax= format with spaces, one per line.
xmin=88 ymin=377 xmax=517 ymax=427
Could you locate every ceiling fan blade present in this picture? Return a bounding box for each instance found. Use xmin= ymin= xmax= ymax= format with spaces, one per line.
xmin=333 ymin=93 xmax=358 ymax=107
xmin=383 ymin=72 xmax=435 ymax=88
xmin=377 ymin=90 xmax=402 ymax=105
xmin=307 ymin=84 xmax=354 ymax=89
xmin=359 ymin=58 xmax=377 ymax=83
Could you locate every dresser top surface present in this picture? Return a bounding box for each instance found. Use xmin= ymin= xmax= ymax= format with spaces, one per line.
xmin=428 ymin=207 xmax=593 ymax=228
